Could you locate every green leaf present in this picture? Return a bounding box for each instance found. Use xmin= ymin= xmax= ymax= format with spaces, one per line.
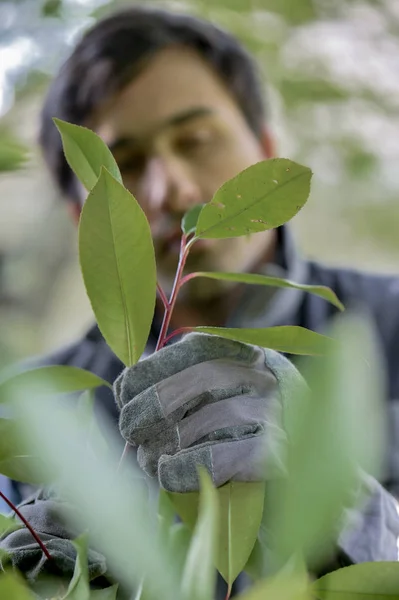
xmin=195 ymin=159 xmax=311 ymax=239
xmin=239 ymin=575 xmax=311 ymax=600
xmin=181 ymin=204 xmax=205 ymax=236
xmin=0 ymin=366 xmax=111 ymax=403
xmin=12 ymin=393 xmax=179 ymax=600
xmin=64 ymin=534 xmax=90 ymax=600
xmin=190 ymin=271 xmax=344 ymax=311
xmin=267 ymin=314 xmax=385 ymax=570
xmin=79 ymin=168 xmax=156 ymax=367
xmin=0 ymin=571 xmax=36 ymax=600
xmin=0 ymin=514 xmax=22 ymax=536
xmin=181 ymin=469 xmax=219 ymax=600
xmin=54 ymin=119 xmax=122 ymax=192
xmin=194 ymin=326 xmax=333 ymax=356
xmin=0 ymin=134 xmax=28 ymax=173
xmin=170 ymin=481 xmax=265 ymax=586
xmin=90 ymin=586 xmax=119 ymax=600
xmin=313 ymin=563 xmax=399 ymax=600
xmin=158 ymin=490 xmax=177 ymax=544
xmin=0 ymin=418 xmax=51 ymax=484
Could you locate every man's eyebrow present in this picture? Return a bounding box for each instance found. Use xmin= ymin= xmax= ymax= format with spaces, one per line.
xmin=108 ymin=107 xmax=214 ymax=154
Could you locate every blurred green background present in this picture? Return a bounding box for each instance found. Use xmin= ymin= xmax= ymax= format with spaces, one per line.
xmin=0 ymin=0 xmax=398 ymax=366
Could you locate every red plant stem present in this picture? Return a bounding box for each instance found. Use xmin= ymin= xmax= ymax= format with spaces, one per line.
xmin=162 ymin=327 xmax=193 ymax=347
xmin=179 ymin=271 xmax=200 ymax=287
xmin=0 ymin=490 xmax=52 ymax=561
xmin=156 ymin=282 xmax=169 ymax=310
xmin=118 ymin=235 xmax=194 ymax=470
xmin=224 ymin=585 xmax=232 ymax=600
xmin=155 ymin=235 xmax=190 ymax=351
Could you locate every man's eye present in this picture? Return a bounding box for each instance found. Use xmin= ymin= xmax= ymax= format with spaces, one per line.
xmin=116 ymin=154 xmax=146 ymax=173
xmin=175 ymin=130 xmax=215 ymax=153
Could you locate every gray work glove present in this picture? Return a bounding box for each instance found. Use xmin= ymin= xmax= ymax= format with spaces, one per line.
xmin=114 ymin=333 xmax=305 ymax=493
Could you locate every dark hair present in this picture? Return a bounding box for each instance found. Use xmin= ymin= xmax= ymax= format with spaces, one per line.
xmin=40 ymin=5 xmax=266 ymax=202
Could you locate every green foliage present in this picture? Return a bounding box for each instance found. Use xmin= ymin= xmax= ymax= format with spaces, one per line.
xmin=189 ymin=271 xmax=344 ymax=311
xmin=195 ymin=159 xmax=311 ymax=239
xmin=266 ymin=314 xmax=384 ymax=571
xmin=312 ymin=563 xmax=399 ymax=600
xmin=239 ymin=573 xmax=311 ymax=600
xmin=0 ymin=366 xmax=111 ymax=403
xmin=0 ymin=133 xmax=28 ymax=173
xmin=181 ymin=204 xmax=205 ymax=236
xmin=12 ymin=390 xmax=180 ymax=600
xmin=170 ymin=482 xmax=265 ymax=587
xmin=0 ymin=417 xmax=51 ymax=484
xmin=79 ymin=168 xmax=156 ymax=366
xmin=53 ymin=120 xmax=122 ymax=192
xmin=0 ymin=571 xmax=36 ymax=600
xmin=181 ymin=470 xmax=219 ymax=600
xmin=64 ymin=534 xmax=90 ymax=600
xmin=195 ymin=326 xmax=332 ymax=356
xmin=0 ymin=514 xmax=22 ymax=536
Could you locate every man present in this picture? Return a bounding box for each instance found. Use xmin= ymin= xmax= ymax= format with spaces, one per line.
xmin=1 ymin=5 xmax=399 ymax=596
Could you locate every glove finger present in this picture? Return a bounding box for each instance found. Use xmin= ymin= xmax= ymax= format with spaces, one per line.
xmin=158 ymin=431 xmax=287 ymax=493
xmin=119 ymin=354 xmax=277 ymax=445
xmin=178 ymin=394 xmax=278 ymax=448
xmin=114 ymin=333 xmax=260 ymax=409
xmin=135 ymin=393 xmax=278 ymax=477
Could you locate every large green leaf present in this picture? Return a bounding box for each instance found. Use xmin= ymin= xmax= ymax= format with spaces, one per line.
xmin=194 ymin=326 xmax=332 ymax=356
xmin=313 ymin=563 xmax=399 ymax=600
xmin=54 ymin=119 xmax=122 ymax=192
xmin=195 ymin=159 xmax=311 ymax=239
xmin=12 ymin=392 xmax=179 ymax=600
xmin=238 ymin=575 xmax=311 ymax=600
xmin=0 ymin=418 xmax=51 ymax=483
xmin=64 ymin=534 xmax=90 ymax=600
xmin=0 ymin=366 xmax=111 ymax=403
xmin=90 ymin=586 xmax=119 ymax=600
xmin=188 ymin=271 xmax=344 ymax=311
xmin=170 ymin=481 xmax=265 ymax=586
xmin=79 ymin=168 xmax=156 ymax=366
xmin=267 ymin=314 xmax=385 ymax=570
xmin=0 ymin=572 xmax=35 ymax=600
xmin=181 ymin=470 xmax=219 ymax=600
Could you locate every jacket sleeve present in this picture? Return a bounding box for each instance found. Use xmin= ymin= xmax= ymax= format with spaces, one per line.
xmin=0 ymin=490 xmax=107 ymax=584
xmin=337 ymin=473 xmax=399 ymax=564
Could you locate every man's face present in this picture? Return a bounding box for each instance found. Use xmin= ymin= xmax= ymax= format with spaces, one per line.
xmin=89 ymin=46 xmax=274 ymax=298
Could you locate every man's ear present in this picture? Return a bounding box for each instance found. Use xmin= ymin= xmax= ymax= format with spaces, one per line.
xmin=260 ymin=126 xmax=276 ymax=159
xmin=66 ymin=200 xmax=82 ymax=225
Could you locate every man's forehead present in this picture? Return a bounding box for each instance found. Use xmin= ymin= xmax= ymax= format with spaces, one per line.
xmin=92 ymin=46 xmax=241 ymax=144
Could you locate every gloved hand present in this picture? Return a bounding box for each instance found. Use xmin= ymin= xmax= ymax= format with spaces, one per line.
xmin=114 ymin=333 xmax=306 ymax=493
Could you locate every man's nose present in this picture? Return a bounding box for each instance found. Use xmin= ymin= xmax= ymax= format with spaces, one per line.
xmin=140 ymin=156 xmax=201 ymax=216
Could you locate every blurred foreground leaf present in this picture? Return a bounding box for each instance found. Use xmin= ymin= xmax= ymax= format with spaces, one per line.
xmin=64 ymin=534 xmax=90 ymax=600
xmin=181 ymin=470 xmax=219 ymax=600
xmin=313 ymin=562 xmax=399 ymax=599
xmin=12 ymin=391 xmax=180 ymax=600
xmin=267 ymin=313 xmax=385 ymax=570
xmin=0 ymin=571 xmax=35 ymax=600
xmin=171 ymin=481 xmax=264 ymax=587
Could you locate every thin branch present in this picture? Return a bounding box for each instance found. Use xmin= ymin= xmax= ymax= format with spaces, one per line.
xmin=161 ymin=327 xmax=193 ymax=347
xmin=224 ymin=585 xmax=232 ymax=600
xmin=0 ymin=490 xmax=52 ymax=561
xmin=156 ymin=282 xmax=169 ymax=310
xmin=179 ymin=272 xmax=200 ymax=287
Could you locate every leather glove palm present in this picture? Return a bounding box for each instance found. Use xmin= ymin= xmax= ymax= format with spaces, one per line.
xmin=114 ymin=333 xmax=305 ymax=493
